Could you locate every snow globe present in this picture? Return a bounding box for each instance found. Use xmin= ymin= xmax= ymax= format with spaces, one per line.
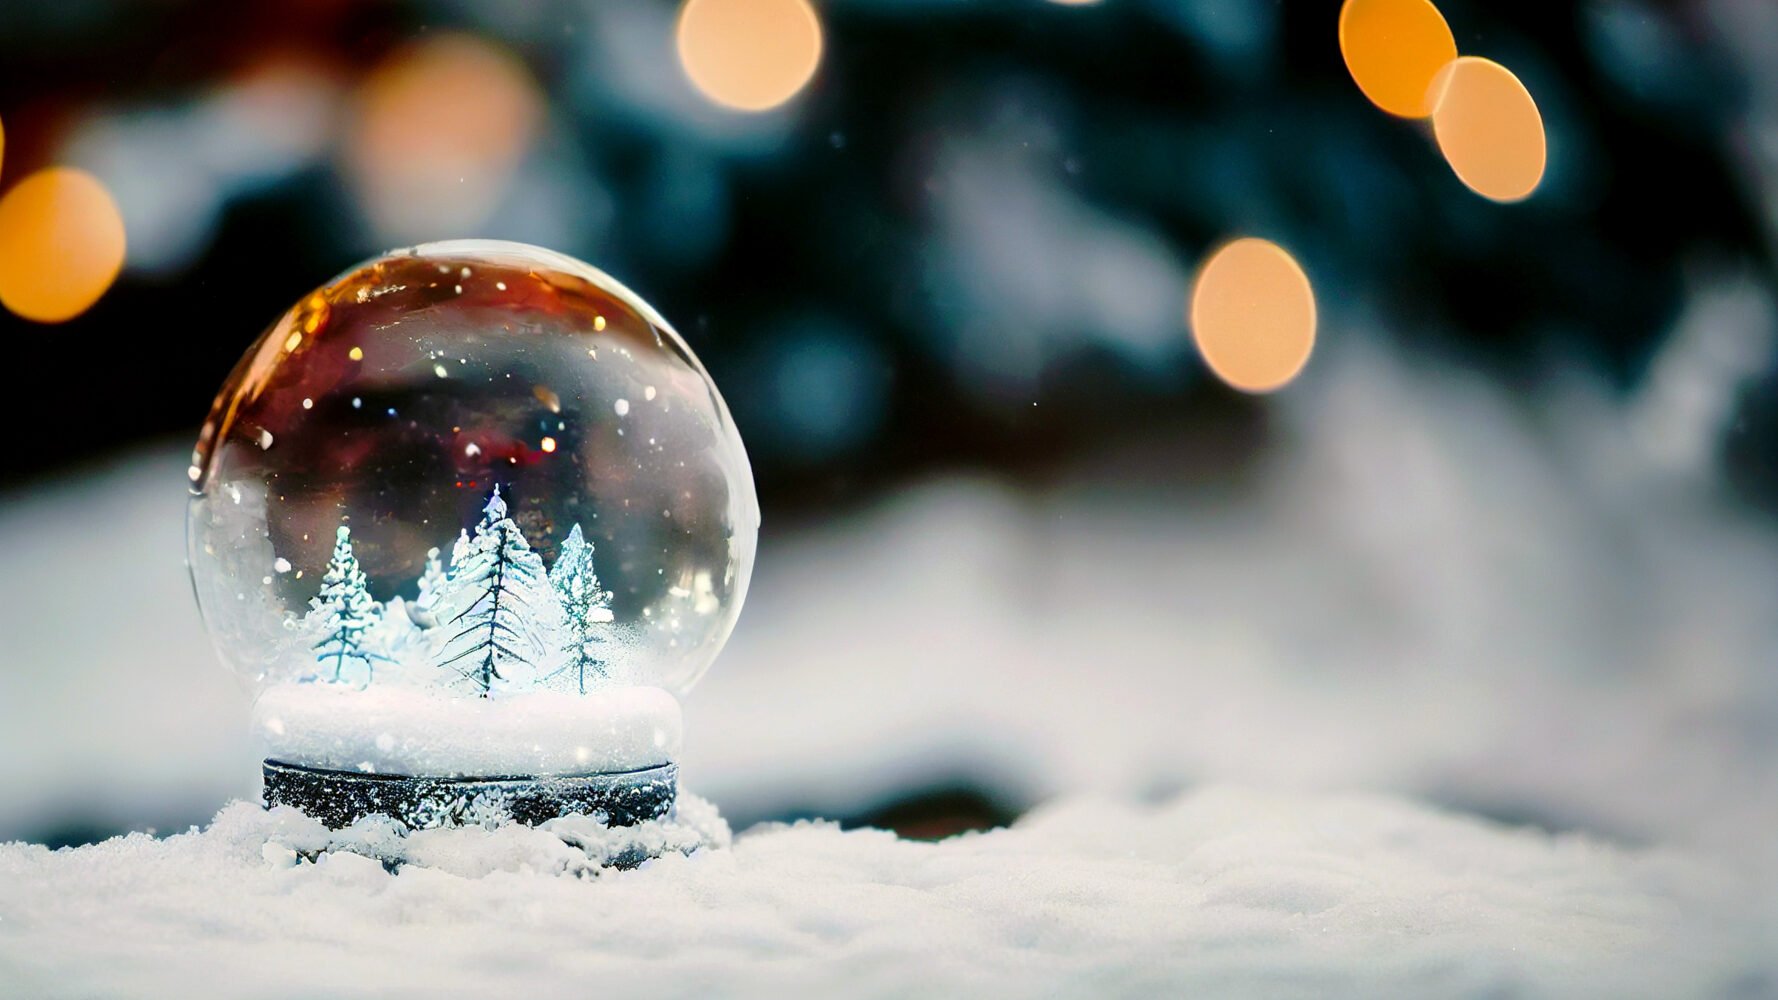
xmin=187 ymin=239 xmax=758 ymax=831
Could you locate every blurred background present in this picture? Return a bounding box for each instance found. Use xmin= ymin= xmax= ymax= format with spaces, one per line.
xmin=2 ymin=0 xmax=1778 ymax=870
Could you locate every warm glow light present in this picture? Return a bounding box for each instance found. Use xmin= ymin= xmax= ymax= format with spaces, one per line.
xmin=0 ymin=167 xmax=126 ymax=323
xmin=1430 ymin=56 xmax=1547 ymax=203
xmin=676 ymin=0 xmax=823 ymax=112
xmin=1338 ymin=0 xmax=1458 ymax=118
xmin=541 ymin=436 xmax=558 ymax=453
xmin=344 ymin=34 xmax=542 ymax=241
xmin=1189 ymin=238 xmax=1317 ymax=394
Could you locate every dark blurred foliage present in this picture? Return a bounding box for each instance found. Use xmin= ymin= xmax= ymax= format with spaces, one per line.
xmin=0 ymin=0 xmax=1771 ymax=515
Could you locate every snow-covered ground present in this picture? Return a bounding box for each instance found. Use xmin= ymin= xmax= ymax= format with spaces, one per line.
xmin=2 ymin=327 xmax=1777 ymax=993
xmin=0 ymin=787 xmax=1759 ymax=999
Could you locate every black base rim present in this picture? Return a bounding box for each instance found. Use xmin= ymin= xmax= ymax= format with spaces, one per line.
xmin=262 ymin=759 xmax=678 ymax=830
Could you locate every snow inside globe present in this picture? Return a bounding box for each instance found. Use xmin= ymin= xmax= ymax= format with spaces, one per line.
xmin=187 ymin=239 xmax=758 ymax=829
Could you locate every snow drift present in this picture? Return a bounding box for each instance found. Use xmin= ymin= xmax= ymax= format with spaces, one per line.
xmin=0 ymin=786 xmax=1759 ymax=999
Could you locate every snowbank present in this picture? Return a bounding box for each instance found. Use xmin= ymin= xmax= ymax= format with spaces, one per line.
xmin=0 ymin=786 xmax=1759 ymax=999
xmin=6 ymin=331 xmax=1778 ymax=891
xmin=252 ymin=683 xmax=681 ymax=776
xmin=9 ymin=345 xmax=1778 ymax=868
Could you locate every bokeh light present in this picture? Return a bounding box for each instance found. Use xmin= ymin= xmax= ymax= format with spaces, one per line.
xmin=1338 ymin=0 xmax=1458 ymax=118
xmin=676 ymin=0 xmax=823 ymax=112
xmin=0 ymin=167 xmax=126 ymax=323
xmin=1429 ymin=56 xmax=1547 ymax=203
xmin=1189 ymin=237 xmax=1317 ymax=394
xmin=343 ymin=34 xmax=542 ymax=242
xmin=61 ymin=56 xmax=343 ymax=278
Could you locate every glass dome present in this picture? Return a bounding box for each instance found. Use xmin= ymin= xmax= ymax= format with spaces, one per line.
xmin=188 ymin=240 xmax=757 ymax=778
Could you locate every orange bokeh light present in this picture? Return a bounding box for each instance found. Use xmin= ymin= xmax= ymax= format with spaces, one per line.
xmin=344 ymin=34 xmax=542 ymax=240
xmin=1338 ymin=0 xmax=1458 ymax=119
xmin=676 ymin=0 xmax=823 ymax=113
xmin=1430 ymin=56 xmax=1547 ymax=203
xmin=1189 ymin=238 xmax=1317 ymax=394
xmin=0 ymin=167 xmax=126 ymax=323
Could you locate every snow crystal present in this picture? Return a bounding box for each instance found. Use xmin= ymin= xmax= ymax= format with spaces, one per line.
xmin=0 ymin=787 xmax=1759 ymax=998
xmin=253 ymin=683 xmax=682 ymax=776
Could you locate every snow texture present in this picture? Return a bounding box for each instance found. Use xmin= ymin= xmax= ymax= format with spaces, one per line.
xmin=0 ymin=786 xmax=1759 ymax=999
xmin=252 ymin=683 xmax=682 ymax=776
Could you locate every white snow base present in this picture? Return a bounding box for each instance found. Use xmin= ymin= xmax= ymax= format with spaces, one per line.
xmin=0 ymin=786 xmax=1756 ymax=999
xmin=252 ymin=683 xmax=682 ymax=776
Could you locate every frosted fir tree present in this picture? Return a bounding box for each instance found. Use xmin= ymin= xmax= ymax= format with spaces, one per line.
xmin=447 ymin=529 xmax=472 ymax=575
xmin=307 ymin=526 xmax=387 ymax=685
xmin=546 ymin=523 xmax=616 ymax=694
xmin=408 ymin=546 xmax=447 ymax=629
xmin=434 ymin=487 xmax=563 ymax=696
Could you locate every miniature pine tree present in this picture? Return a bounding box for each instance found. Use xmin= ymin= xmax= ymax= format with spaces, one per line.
xmin=414 ymin=546 xmax=446 ymax=611
xmin=447 ymin=529 xmax=472 ymax=575
xmin=547 ymin=523 xmax=616 ymax=694
xmin=309 ymin=525 xmax=385 ymax=685
xmin=405 ymin=546 xmax=448 ymax=630
xmin=434 ymin=486 xmax=561 ymax=696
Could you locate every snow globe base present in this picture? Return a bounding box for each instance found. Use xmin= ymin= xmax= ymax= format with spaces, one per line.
xmin=261 ymin=759 xmax=678 ymax=833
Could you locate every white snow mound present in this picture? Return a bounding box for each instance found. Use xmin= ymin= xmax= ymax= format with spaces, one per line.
xmin=252 ymin=682 xmax=682 ymax=776
xmin=0 ymin=786 xmax=1760 ymax=999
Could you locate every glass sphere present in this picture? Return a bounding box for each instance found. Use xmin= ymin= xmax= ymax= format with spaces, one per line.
xmin=187 ymin=240 xmax=757 ymax=776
